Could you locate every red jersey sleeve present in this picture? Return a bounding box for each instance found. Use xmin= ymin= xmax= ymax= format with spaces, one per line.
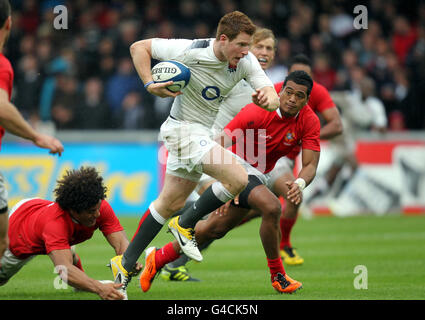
xmin=309 ymin=81 xmax=335 ymax=113
xmin=97 ymin=200 xmax=124 ymax=236
xmin=0 ymin=55 xmax=14 ymax=100
xmin=42 ymin=218 xmax=72 ymax=254
xmin=300 ymin=109 xmax=321 ymax=152
xmin=0 ymin=71 xmax=12 ymax=99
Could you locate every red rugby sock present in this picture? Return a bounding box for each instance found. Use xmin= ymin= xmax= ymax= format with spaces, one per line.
xmin=155 ymin=242 xmax=180 ymax=270
xmin=279 ymin=217 xmax=297 ymax=249
xmin=267 ymin=257 xmax=285 ymax=282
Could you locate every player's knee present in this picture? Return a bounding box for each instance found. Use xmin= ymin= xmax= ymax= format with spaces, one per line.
xmin=286 ymin=198 xmax=301 ymax=213
xmin=157 ymin=199 xmax=186 ymax=217
xmin=206 ymin=223 xmax=231 ymax=240
xmin=261 ymin=200 xmax=282 ymax=223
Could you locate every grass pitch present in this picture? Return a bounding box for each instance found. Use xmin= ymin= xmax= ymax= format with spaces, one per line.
xmin=1 ymin=214 xmax=424 ymax=300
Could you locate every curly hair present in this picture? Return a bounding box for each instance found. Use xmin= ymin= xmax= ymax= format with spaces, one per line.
xmin=54 ymin=167 xmax=107 ymax=213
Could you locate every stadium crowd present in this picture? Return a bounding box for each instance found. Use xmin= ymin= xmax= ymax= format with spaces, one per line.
xmin=6 ymin=0 xmax=425 ymax=131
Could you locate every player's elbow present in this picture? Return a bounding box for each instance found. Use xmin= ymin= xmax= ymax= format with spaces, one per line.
xmin=334 ymin=119 xmax=344 ymax=136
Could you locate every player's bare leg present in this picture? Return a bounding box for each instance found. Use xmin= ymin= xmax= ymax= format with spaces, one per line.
xmin=272 ymin=172 xmax=304 ymax=265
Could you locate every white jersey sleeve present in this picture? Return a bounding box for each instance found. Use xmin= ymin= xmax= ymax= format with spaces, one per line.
xmin=239 ymin=51 xmax=273 ymax=90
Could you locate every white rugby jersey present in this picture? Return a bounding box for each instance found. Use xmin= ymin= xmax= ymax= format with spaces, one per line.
xmin=151 ymin=38 xmax=273 ymax=127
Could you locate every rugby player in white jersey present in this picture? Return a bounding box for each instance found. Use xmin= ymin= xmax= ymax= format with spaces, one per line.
xmin=160 ymin=28 xmax=279 ymax=282
xmin=109 ymin=11 xmax=279 ymax=297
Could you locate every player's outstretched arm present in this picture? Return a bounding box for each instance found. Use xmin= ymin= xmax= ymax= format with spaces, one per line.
xmin=48 ymin=249 xmax=125 ymax=300
xmin=286 ymin=149 xmax=320 ymax=205
xmin=105 ymin=231 xmax=129 ymax=256
xmin=0 ymin=89 xmax=64 ymax=156
xmin=105 ymin=231 xmax=143 ymax=273
xmin=252 ymin=86 xmax=279 ymax=112
xmin=130 ymin=39 xmax=181 ymax=98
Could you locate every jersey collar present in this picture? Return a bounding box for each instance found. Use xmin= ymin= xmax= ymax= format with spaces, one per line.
xmin=276 ymin=108 xmax=300 ymax=119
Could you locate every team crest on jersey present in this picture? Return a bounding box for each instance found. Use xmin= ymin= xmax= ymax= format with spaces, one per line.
xmin=228 ymin=64 xmax=237 ymax=73
xmin=284 ymin=131 xmax=296 ymax=144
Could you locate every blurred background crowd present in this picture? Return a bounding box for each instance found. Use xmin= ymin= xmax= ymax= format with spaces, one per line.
xmin=6 ymin=0 xmax=425 ymax=131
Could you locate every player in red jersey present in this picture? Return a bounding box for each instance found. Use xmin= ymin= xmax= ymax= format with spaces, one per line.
xmin=271 ymin=54 xmax=342 ymax=265
xmin=138 ymin=71 xmax=320 ymax=294
xmin=0 ymin=167 xmax=139 ymax=300
xmin=0 ymin=0 xmax=64 ymax=265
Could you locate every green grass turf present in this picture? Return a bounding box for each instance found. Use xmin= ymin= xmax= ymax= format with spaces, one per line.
xmin=1 ymin=214 xmax=424 ymax=300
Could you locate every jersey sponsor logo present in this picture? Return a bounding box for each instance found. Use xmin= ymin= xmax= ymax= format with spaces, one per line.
xmin=202 ymin=86 xmax=221 ymax=101
xmin=258 ymin=133 xmax=272 ymax=140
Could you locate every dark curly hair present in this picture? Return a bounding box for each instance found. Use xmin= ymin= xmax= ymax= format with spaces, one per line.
xmin=54 ymin=167 xmax=107 ymax=213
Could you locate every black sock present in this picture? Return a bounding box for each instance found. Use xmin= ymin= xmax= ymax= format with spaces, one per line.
xmin=122 ymin=209 xmax=163 ymax=272
xmin=178 ymin=186 xmax=226 ymax=229
xmin=171 ymin=200 xmax=195 ymax=218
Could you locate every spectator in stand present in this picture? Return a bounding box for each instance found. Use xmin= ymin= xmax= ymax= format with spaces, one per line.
xmin=118 ymin=91 xmax=151 ymax=130
xmin=392 ymin=16 xmax=418 ymax=66
xmin=313 ymin=54 xmax=337 ymax=91
xmin=4 ymin=0 xmax=425 ymax=130
xmin=105 ymin=57 xmax=141 ymax=116
xmin=13 ymin=54 xmax=42 ymax=122
xmin=51 ymin=75 xmax=82 ymax=129
xmin=76 ymin=77 xmax=113 ymax=130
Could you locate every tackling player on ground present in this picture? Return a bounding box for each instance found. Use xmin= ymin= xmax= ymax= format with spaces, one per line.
xmin=0 ymin=167 xmax=138 ymax=300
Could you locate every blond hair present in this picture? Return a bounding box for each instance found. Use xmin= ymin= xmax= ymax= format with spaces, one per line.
xmin=252 ymin=28 xmax=276 ymax=48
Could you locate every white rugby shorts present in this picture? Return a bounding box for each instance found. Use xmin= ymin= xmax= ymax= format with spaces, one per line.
xmin=159 ymin=116 xmax=219 ymax=181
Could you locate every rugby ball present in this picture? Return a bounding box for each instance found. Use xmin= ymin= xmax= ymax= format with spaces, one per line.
xmin=151 ymin=60 xmax=191 ymax=92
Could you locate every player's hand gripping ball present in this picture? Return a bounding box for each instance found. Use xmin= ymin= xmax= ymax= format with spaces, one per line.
xmin=151 ymin=60 xmax=191 ymax=92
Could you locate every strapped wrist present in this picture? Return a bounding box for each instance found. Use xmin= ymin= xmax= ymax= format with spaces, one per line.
xmin=294 ymin=178 xmax=306 ymax=191
xmin=144 ymin=80 xmax=155 ymax=89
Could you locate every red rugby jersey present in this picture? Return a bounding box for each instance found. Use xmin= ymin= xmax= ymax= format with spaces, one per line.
xmin=8 ymin=199 xmax=123 ymax=259
xmin=0 ymin=53 xmax=13 ymax=149
xmin=225 ymin=103 xmax=320 ymax=174
xmin=274 ymin=80 xmax=335 ymax=159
